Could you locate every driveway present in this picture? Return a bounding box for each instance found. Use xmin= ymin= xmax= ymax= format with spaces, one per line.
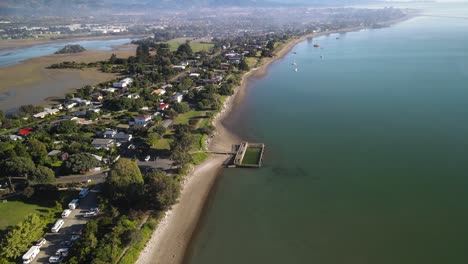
xmin=33 ymin=187 xmax=100 ymax=263
xmin=56 ymin=171 xmax=108 ymax=184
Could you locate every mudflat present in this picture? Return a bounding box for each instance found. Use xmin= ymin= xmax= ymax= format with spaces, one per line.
xmin=0 ymin=45 xmax=136 ymax=112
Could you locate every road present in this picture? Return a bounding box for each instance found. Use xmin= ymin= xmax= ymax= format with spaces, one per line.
xmin=33 ymin=187 xmax=100 ymax=263
xmin=137 ymin=157 xmax=175 ymax=173
xmin=56 ymin=171 xmax=108 ymax=184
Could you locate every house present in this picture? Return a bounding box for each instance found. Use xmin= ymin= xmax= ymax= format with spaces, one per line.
xmin=100 ymin=129 xmax=133 ymax=142
xmin=91 ymin=138 xmax=115 ymax=149
xmin=48 ymin=150 xmax=62 ymax=156
xmin=33 ymin=108 xmax=60 ymax=119
xmin=161 ymin=84 xmax=173 ymax=89
xmin=9 ymin=135 xmax=23 ymax=141
xmin=172 ymin=65 xmax=186 ymax=70
xmin=113 ymin=77 xmax=133 ymax=88
xmin=102 ymin=129 xmax=117 ymax=138
xmin=18 ymin=127 xmax=33 ymax=136
xmin=151 ymin=89 xmax=166 ymax=96
xmin=64 ymin=102 xmax=78 ymax=109
xmin=71 ymin=97 xmax=91 ymax=105
xmin=113 ymin=132 xmax=133 ymax=142
xmin=101 ymin=87 xmax=117 ymax=93
xmin=158 ymin=103 xmax=170 ymax=111
xmin=91 ymin=93 xmax=104 ymax=101
xmin=131 ymin=115 xmax=152 ymax=127
xmin=171 ymin=93 xmax=184 ymax=103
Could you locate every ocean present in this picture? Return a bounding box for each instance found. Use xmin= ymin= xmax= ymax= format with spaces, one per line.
xmin=185 ymin=3 xmax=468 ymax=264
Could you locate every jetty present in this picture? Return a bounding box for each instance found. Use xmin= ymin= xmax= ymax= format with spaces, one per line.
xmin=233 ymin=142 xmax=265 ymax=168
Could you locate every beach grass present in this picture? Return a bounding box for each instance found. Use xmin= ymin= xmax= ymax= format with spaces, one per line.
xmin=0 ymin=199 xmax=50 ymax=231
xmin=192 ymin=152 xmax=209 ymax=165
xmin=242 ymin=147 xmax=262 ymax=165
xmin=119 ymin=221 xmax=156 ymax=264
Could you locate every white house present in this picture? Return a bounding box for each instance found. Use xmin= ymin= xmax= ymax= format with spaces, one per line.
xmin=172 ymin=93 xmax=184 ymax=103
xmin=64 ymin=102 xmax=78 ymax=109
xmin=101 ymin=87 xmax=117 ymax=93
xmin=113 ymin=77 xmax=133 ymax=88
xmin=91 ymin=138 xmax=115 ymax=149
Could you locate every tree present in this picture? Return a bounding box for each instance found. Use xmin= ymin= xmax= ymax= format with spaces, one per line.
xmin=145 ymin=170 xmax=180 ymax=210
xmin=266 ymin=40 xmax=275 ymax=50
xmin=106 ymin=159 xmax=144 ymax=207
xmin=30 ymin=166 xmax=55 ymax=185
xmin=63 ymin=153 xmax=100 ymax=174
xmin=0 ymin=157 xmax=35 ymax=178
xmin=29 ymin=140 xmax=48 ymax=164
xmin=219 ymin=83 xmax=234 ymax=95
xmin=19 ymin=104 xmax=43 ymax=115
xmin=238 ymin=58 xmax=250 ymax=71
xmin=109 ymin=53 xmax=117 ymax=64
xmin=54 ymin=120 xmax=78 ymax=134
xmin=172 ymin=102 xmax=190 ymax=113
xmin=176 ymin=42 xmax=193 ymax=57
xmin=0 ymin=214 xmax=45 ymax=260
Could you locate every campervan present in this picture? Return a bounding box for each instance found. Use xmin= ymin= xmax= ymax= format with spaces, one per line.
xmin=22 ymin=246 xmax=40 ymax=264
xmin=51 ymin=219 xmax=64 ymax=233
xmin=79 ymin=188 xmax=89 ymax=199
xmin=68 ymin=199 xmax=79 ymax=210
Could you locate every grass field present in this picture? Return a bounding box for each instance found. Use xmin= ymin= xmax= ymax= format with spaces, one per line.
xmin=242 ymin=147 xmax=262 ymax=165
xmin=0 ymin=199 xmax=50 ymax=231
xmin=245 ymin=57 xmax=259 ymax=68
xmin=161 ymin=37 xmax=214 ymax=52
xmin=174 ymin=110 xmax=208 ymax=127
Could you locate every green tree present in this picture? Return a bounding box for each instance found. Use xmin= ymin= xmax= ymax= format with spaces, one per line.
xmin=29 ymin=140 xmax=48 ymax=164
xmin=145 ymin=170 xmax=180 ymax=210
xmin=172 ymin=102 xmax=190 ymax=113
xmin=176 ymin=42 xmax=193 ymax=57
xmin=63 ymin=153 xmax=100 ymax=174
xmin=106 ymin=159 xmax=144 ymax=207
xmin=266 ymin=40 xmax=275 ymax=50
xmin=54 ymin=120 xmax=78 ymax=134
xmin=0 ymin=214 xmax=45 ymax=259
xmin=0 ymin=157 xmax=35 ymax=177
xmin=238 ymin=58 xmax=250 ymax=71
xmin=30 ymin=166 xmax=56 ymax=185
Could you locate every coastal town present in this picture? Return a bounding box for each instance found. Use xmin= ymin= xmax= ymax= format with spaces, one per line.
xmin=0 ymin=5 xmax=411 ymax=264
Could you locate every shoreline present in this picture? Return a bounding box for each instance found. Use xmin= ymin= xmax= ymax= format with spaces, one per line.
xmin=135 ymin=15 xmax=417 ymax=264
xmin=0 ymin=34 xmax=147 ymax=53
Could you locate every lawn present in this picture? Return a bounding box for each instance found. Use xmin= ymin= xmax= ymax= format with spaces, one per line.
xmin=174 ymin=110 xmax=208 ymax=127
xmin=242 ymin=147 xmax=262 ymax=165
xmin=161 ymin=37 xmax=215 ymax=52
xmin=0 ymin=199 xmax=50 ymax=231
xmin=245 ymin=57 xmax=259 ymax=68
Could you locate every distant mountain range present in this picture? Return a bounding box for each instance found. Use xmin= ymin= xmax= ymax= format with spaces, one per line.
xmin=0 ymin=0 xmax=377 ymax=16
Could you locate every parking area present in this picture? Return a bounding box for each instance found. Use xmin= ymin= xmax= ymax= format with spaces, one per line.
xmin=33 ymin=187 xmax=100 ymax=263
xmin=137 ymin=157 xmax=175 ymax=173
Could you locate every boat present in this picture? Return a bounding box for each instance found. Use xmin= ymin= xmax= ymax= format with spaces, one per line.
xmin=294 ymin=68 xmax=298 ymax=72
xmin=313 ymin=43 xmax=320 ymax=48
xmin=292 ymin=60 xmax=297 ymax=66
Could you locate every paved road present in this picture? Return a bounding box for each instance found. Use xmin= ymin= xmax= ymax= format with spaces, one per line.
xmin=56 ymin=171 xmax=108 ymax=184
xmin=33 ymin=188 xmax=100 ymax=263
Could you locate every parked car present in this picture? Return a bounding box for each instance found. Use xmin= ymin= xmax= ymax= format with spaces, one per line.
xmin=70 ymin=235 xmax=80 ymax=242
xmin=72 ymin=228 xmax=83 ymax=236
xmin=90 ymin=207 xmax=100 ymax=213
xmin=55 ymin=248 xmax=69 ymax=257
xmin=49 ymin=255 xmax=63 ymax=263
xmin=84 ymin=211 xmax=97 ymax=218
xmin=144 ymin=155 xmax=151 ymax=161
xmin=61 ymin=209 xmax=72 ymax=218
xmin=36 ymin=238 xmax=47 ymax=248
xmin=59 ymin=241 xmax=73 ymax=248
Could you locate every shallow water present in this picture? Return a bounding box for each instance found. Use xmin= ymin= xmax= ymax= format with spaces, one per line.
xmin=0 ymin=38 xmax=134 ymax=67
xmin=185 ymin=3 xmax=468 ymax=264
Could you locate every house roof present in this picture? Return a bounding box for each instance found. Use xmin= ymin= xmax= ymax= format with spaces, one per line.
xmin=91 ymin=138 xmax=114 ymax=145
xmin=18 ymin=127 xmax=33 ymax=136
xmin=135 ymin=115 xmax=152 ymax=120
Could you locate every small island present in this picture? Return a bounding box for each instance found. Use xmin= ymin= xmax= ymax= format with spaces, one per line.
xmin=54 ymin=44 xmax=86 ymax=54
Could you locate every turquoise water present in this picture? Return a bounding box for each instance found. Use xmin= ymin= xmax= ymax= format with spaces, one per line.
xmin=185 ymin=4 xmax=468 ymax=264
xmin=0 ymin=38 xmax=135 ymax=67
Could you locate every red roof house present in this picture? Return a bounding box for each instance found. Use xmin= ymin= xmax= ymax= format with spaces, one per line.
xmin=18 ymin=127 xmax=33 ymax=136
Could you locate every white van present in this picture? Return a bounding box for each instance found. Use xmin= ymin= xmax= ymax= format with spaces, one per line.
xmin=61 ymin=209 xmax=72 ymax=218
xmin=51 ymin=219 xmax=64 ymax=233
xmin=79 ymin=188 xmax=89 ymax=199
xmin=68 ymin=199 xmax=79 ymax=210
xmin=22 ymin=245 xmax=40 ymax=264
